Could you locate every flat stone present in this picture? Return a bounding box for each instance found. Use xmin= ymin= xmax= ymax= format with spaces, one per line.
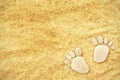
xmin=75 ymin=48 xmax=82 ymax=56
xmin=92 ymin=38 xmax=97 ymax=45
xmin=94 ymin=45 xmax=109 ymax=63
xmin=97 ymin=36 xmax=103 ymax=44
xmin=66 ymin=55 xmax=71 ymax=60
xmin=71 ymin=57 xmax=89 ymax=74
xmin=69 ymin=51 xmax=75 ymax=58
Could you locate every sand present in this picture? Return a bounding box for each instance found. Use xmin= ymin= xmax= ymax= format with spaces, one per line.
xmin=0 ymin=0 xmax=120 ymax=80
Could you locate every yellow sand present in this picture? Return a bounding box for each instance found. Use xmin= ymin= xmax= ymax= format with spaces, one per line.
xmin=0 ymin=0 xmax=120 ymax=80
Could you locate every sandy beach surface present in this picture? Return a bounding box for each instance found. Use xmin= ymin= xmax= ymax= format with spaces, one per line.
xmin=0 ymin=0 xmax=120 ymax=80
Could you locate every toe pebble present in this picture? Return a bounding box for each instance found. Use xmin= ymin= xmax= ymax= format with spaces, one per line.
xmin=64 ymin=60 xmax=69 ymax=64
xmin=71 ymin=57 xmax=89 ymax=73
xmin=108 ymin=42 xmax=112 ymax=46
xmin=104 ymin=38 xmax=108 ymax=44
xmin=69 ymin=51 xmax=75 ymax=58
xmin=92 ymin=38 xmax=98 ymax=45
xmin=97 ymin=36 xmax=103 ymax=44
xmin=75 ymin=48 xmax=82 ymax=56
xmin=66 ymin=55 xmax=71 ymax=60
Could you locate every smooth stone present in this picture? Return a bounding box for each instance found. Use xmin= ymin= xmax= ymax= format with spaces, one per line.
xmin=71 ymin=57 xmax=89 ymax=74
xmin=94 ymin=45 xmax=109 ymax=63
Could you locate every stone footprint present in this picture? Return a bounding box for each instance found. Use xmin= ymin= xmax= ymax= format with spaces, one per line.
xmin=64 ymin=48 xmax=89 ymax=74
xmin=92 ymin=36 xmax=115 ymax=63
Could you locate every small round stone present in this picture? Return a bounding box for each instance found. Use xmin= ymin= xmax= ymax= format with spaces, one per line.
xmin=92 ymin=38 xmax=97 ymax=45
xmin=66 ymin=55 xmax=71 ymax=60
xmin=75 ymin=48 xmax=82 ymax=56
xmin=104 ymin=38 xmax=108 ymax=44
xmin=64 ymin=60 xmax=69 ymax=64
xmin=69 ymin=51 xmax=75 ymax=58
xmin=97 ymin=36 xmax=103 ymax=44
xmin=108 ymin=42 xmax=112 ymax=46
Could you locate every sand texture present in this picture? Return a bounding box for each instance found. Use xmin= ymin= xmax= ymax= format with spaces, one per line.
xmin=0 ymin=0 xmax=120 ymax=80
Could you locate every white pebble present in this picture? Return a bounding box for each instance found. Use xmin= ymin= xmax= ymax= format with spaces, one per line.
xmin=108 ymin=42 xmax=112 ymax=46
xmin=104 ymin=38 xmax=108 ymax=44
xmin=64 ymin=60 xmax=69 ymax=64
xmin=97 ymin=36 xmax=103 ymax=44
xmin=71 ymin=57 xmax=89 ymax=73
xmin=66 ymin=55 xmax=71 ymax=60
xmin=69 ymin=51 xmax=75 ymax=58
xmin=75 ymin=48 xmax=82 ymax=56
xmin=94 ymin=45 xmax=109 ymax=63
xmin=92 ymin=38 xmax=97 ymax=45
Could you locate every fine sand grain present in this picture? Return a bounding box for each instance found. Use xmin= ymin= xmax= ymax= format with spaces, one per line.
xmin=0 ymin=0 xmax=120 ymax=80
